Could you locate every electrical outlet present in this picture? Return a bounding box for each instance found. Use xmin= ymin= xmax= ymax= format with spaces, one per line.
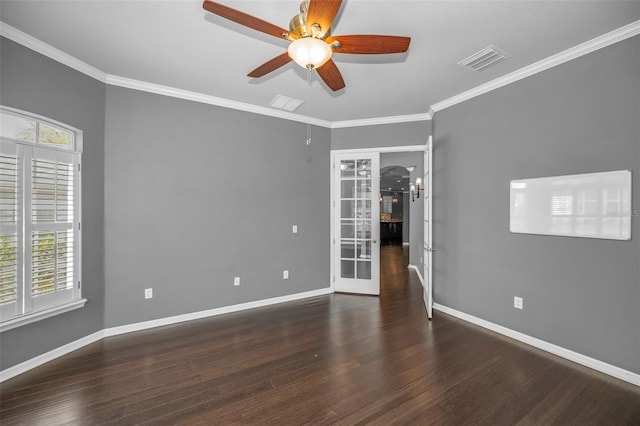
xmin=144 ymin=288 xmax=153 ymax=299
xmin=514 ymin=296 xmax=523 ymax=310
xmin=292 ymin=225 xmax=298 ymax=234
xmin=234 ymin=277 xmax=240 ymax=286
xmin=283 ymin=270 xmax=289 ymax=280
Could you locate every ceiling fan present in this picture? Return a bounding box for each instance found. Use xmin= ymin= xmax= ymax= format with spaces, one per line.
xmin=202 ymin=0 xmax=411 ymax=91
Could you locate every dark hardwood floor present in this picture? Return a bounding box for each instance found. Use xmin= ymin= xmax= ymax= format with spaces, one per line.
xmin=1 ymin=245 xmax=639 ymax=425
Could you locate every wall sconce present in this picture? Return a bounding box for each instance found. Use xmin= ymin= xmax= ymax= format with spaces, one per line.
xmin=410 ymin=178 xmax=423 ymax=202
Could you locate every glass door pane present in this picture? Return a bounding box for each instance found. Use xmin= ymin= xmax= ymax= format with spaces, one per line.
xmin=340 ymin=159 xmax=373 ymax=279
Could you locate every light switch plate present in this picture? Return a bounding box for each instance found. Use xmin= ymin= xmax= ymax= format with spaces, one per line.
xmin=292 ymin=225 xmax=298 ymax=234
xmin=283 ymin=270 xmax=289 ymax=279
xmin=145 ymin=288 xmax=153 ymax=299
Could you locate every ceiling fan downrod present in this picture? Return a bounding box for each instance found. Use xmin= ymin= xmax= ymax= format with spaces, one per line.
xmin=288 ymin=0 xmax=327 ymax=39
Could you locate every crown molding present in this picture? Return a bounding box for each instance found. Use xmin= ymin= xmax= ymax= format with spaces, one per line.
xmin=0 ymin=22 xmax=107 ymax=83
xmin=105 ymin=75 xmax=333 ymax=128
xmin=0 ymin=20 xmax=428 ymax=128
xmin=331 ymin=113 xmax=432 ymax=129
xmin=431 ymin=19 xmax=640 ymax=113
xmin=3 ymin=19 xmax=639 ymax=126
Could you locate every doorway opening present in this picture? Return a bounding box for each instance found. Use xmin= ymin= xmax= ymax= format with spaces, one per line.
xmin=380 ymin=166 xmax=410 ymax=250
xmin=378 ymin=152 xmax=423 ymax=296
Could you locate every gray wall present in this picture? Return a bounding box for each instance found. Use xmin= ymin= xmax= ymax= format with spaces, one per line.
xmin=433 ymin=35 xmax=640 ymax=373
xmin=331 ymin=121 xmax=431 ymax=150
xmin=0 ymin=38 xmax=105 ymax=369
xmin=381 ymin=152 xmax=424 ymax=268
xmin=104 ymin=86 xmax=330 ymax=327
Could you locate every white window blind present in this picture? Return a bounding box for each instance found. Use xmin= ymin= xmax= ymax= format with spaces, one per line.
xmin=0 ymin=145 xmax=20 ymax=320
xmin=0 ymin=108 xmax=81 ymax=326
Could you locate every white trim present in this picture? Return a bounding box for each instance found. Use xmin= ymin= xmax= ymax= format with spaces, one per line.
xmin=0 ymin=288 xmax=333 ymax=382
xmin=329 ymin=160 xmax=336 ymax=293
xmin=103 ymin=287 xmax=333 ymax=337
xmin=0 ymin=299 xmax=87 ymax=333
xmin=330 ymin=144 xmax=426 ymax=154
xmin=0 ymin=25 xmax=430 ymax=128
xmin=3 ymin=19 xmax=639 ymax=126
xmin=408 ymin=264 xmax=424 ymax=287
xmin=427 ymin=106 xmax=435 ymax=118
xmin=402 ymin=242 xmax=410 ymax=246
xmin=0 ymin=329 xmax=104 ymax=383
xmin=433 ymin=303 xmax=640 ymax=387
xmin=0 ymin=22 xmax=107 ymax=83
xmin=331 ymin=113 xmax=432 ymax=129
xmin=431 ymin=19 xmax=640 ymax=113
xmin=105 ymin=75 xmax=333 ymax=128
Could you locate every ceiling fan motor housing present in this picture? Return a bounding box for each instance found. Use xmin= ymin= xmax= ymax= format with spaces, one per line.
xmin=289 ymin=0 xmax=328 ymax=39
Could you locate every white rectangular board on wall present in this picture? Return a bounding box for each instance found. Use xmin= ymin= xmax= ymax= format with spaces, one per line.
xmin=510 ymin=170 xmax=632 ymax=240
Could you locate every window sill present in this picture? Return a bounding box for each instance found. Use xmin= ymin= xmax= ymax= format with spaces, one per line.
xmin=0 ymin=299 xmax=87 ymax=333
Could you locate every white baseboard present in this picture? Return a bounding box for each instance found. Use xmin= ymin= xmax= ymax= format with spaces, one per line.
xmin=433 ymin=303 xmax=640 ymax=387
xmin=104 ymin=287 xmax=332 ymax=337
xmin=408 ymin=264 xmax=425 ymax=288
xmin=0 ymin=330 xmax=105 ymax=383
xmin=1 ymin=288 xmax=333 ymax=383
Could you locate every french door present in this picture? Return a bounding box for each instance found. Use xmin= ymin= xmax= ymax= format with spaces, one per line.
xmin=333 ymin=152 xmax=380 ymax=295
xmin=423 ymin=137 xmax=433 ymax=318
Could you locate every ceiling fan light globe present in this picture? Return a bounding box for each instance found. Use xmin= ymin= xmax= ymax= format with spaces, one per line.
xmin=288 ymin=37 xmax=332 ymax=70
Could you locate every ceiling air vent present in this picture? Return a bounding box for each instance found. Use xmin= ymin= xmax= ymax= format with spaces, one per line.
xmin=269 ymin=95 xmax=304 ymax=112
xmin=458 ymin=45 xmax=507 ymax=71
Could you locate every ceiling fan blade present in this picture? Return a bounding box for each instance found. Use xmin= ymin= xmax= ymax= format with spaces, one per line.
xmin=202 ymin=0 xmax=293 ymax=40
xmin=306 ymin=0 xmax=343 ymax=38
xmin=247 ymin=52 xmax=292 ymax=78
xmin=316 ymin=59 xmax=345 ymax=91
xmin=326 ymin=35 xmax=411 ymax=54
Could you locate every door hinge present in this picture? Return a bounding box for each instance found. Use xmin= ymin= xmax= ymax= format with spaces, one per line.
xmin=333 ymin=276 xmax=335 ymax=282
xmin=78 ymin=163 xmax=81 ymax=172
xmin=78 ymin=222 xmax=81 ymax=230
xmin=78 ymin=280 xmax=81 ymax=289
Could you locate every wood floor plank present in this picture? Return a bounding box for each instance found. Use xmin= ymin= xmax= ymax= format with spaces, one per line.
xmin=1 ymin=244 xmax=638 ymax=425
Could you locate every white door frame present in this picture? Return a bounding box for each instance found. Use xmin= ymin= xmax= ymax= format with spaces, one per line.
xmin=330 ymin=145 xmax=427 ymax=293
xmin=424 ymin=136 xmax=433 ymax=319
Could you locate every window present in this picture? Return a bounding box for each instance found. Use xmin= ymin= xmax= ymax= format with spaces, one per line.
xmin=0 ymin=107 xmax=83 ymax=330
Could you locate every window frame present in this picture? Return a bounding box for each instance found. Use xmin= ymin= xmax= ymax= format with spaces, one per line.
xmin=0 ymin=106 xmax=84 ymax=332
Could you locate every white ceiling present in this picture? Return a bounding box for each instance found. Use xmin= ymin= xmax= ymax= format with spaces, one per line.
xmin=1 ymin=1 xmax=639 ymax=122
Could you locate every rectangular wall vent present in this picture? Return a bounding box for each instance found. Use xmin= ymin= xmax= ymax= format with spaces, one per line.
xmin=458 ymin=45 xmax=507 ymax=71
xmin=269 ymin=95 xmax=304 ymax=112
